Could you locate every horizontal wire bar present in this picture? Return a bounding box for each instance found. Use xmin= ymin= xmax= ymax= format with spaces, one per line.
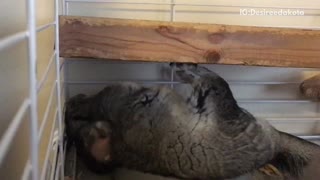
xmin=36 ymin=22 xmax=55 ymax=33
xmin=231 ymin=81 xmax=301 ymax=85
xmin=299 ymin=135 xmax=320 ymax=140
xmin=65 ymin=81 xmax=311 ymax=103
xmin=175 ymin=10 xmax=320 ymax=17
xmin=0 ymin=31 xmax=28 ymax=52
xmin=64 ymin=58 xmax=164 ymax=64
xmin=37 ymin=52 xmax=57 ymax=93
xmin=21 ymin=161 xmax=32 ymax=180
xmin=61 ymin=7 xmax=320 ymax=17
xmin=64 ymin=59 xmax=320 ymax=71
xmin=0 ymin=99 xmax=30 ymax=165
xmin=64 ymin=0 xmax=320 ymax=11
xmin=40 ymin=109 xmax=58 ymax=180
xmin=0 ymin=22 xmax=55 ymax=53
xmin=65 ymin=80 xmax=302 ymax=85
xmin=240 ymin=24 xmax=320 ymax=30
xmin=38 ymin=82 xmax=57 ymax=140
xmin=63 ymin=0 xmax=189 ymax=5
xmin=266 ymin=117 xmax=320 ymax=121
xmin=238 ymin=100 xmax=311 ymax=103
xmin=267 ymin=119 xmax=320 ymax=123
xmin=66 ymin=80 xmax=181 ymax=85
xmin=63 ymin=59 xmax=320 ymax=70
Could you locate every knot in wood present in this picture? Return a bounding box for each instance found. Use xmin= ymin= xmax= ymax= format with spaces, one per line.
xmin=157 ymin=25 xmax=170 ymax=33
xmin=208 ymin=33 xmax=225 ymax=44
xmin=205 ymin=50 xmax=221 ymax=63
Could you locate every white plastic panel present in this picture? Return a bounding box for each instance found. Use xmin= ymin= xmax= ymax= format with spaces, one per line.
xmin=0 ymin=41 xmax=29 ymax=138
xmin=65 ymin=61 xmax=320 ymax=133
xmin=0 ymin=0 xmax=27 ymax=38
xmin=64 ymin=0 xmax=320 ymax=28
xmin=0 ymin=113 xmax=31 ymax=180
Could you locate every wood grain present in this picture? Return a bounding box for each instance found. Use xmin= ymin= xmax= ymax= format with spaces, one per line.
xmin=59 ymin=15 xmax=320 ymax=68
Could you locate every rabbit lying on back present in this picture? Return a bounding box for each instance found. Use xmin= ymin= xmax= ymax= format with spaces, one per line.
xmin=65 ymin=64 xmax=320 ymax=180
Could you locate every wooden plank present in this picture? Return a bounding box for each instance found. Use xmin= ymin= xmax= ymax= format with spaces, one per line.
xmin=59 ymin=15 xmax=320 ymax=68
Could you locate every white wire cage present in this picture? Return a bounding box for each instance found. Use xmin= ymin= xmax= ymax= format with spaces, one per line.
xmin=0 ymin=0 xmax=64 ymax=179
xmin=1 ymin=0 xmax=320 ymax=180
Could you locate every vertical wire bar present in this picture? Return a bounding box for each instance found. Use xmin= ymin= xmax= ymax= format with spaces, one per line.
xmin=21 ymin=162 xmax=32 ymax=180
xmin=170 ymin=65 xmax=174 ymax=89
xmin=62 ymin=0 xmax=66 ymax=15
xmin=170 ymin=0 xmax=176 ymax=89
xmin=55 ymin=166 xmax=60 ymax=180
xmin=66 ymin=2 xmax=69 ymax=15
xmin=72 ymin=148 xmax=77 ymax=180
xmin=63 ymin=140 xmax=68 ymax=177
xmin=27 ymin=0 xmax=39 ymax=178
xmin=50 ymin=135 xmax=59 ymax=180
xmin=55 ymin=0 xmax=65 ymax=178
xmin=170 ymin=0 xmax=176 ymax=21
xmin=65 ymin=63 xmax=70 ymax=100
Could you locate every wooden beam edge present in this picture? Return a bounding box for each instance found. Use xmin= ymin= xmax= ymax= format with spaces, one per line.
xmin=59 ymin=15 xmax=320 ymax=68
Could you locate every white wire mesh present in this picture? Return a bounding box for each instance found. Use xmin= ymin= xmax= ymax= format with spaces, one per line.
xmin=0 ymin=0 xmax=64 ymax=179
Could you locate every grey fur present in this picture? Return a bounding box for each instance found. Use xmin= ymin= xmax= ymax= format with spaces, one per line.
xmin=65 ymin=64 xmax=320 ymax=180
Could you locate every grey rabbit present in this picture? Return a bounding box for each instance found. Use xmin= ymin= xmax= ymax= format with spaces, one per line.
xmin=65 ymin=64 xmax=320 ymax=180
